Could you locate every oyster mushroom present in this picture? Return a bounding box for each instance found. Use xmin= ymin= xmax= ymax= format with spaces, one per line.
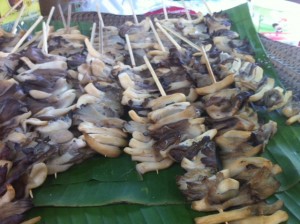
xmin=26 ymin=163 xmax=48 ymax=198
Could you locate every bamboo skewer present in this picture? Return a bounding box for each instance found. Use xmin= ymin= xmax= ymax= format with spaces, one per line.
xmin=90 ymin=22 xmax=97 ymax=45
xmin=202 ymin=0 xmax=213 ymax=15
xmin=11 ymin=16 xmax=43 ymax=54
xmin=58 ymin=4 xmax=67 ymax=29
xmin=201 ymin=45 xmax=216 ymax=83
xmin=16 ymin=32 xmax=42 ymax=53
xmin=42 ymin=22 xmax=48 ymax=54
xmin=67 ymin=3 xmax=72 ymax=33
xmin=46 ymin=6 xmax=55 ymax=28
xmin=11 ymin=4 xmax=26 ymax=35
xmin=143 ymin=55 xmax=166 ymax=96
xmin=96 ymin=4 xmax=104 ymax=54
xmin=39 ymin=6 xmax=55 ymax=52
xmin=128 ymin=0 xmax=138 ymax=24
xmin=158 ymin=20 xmax=220 ymax=87
xmin=155 ymin=21 xmax=182 ymax=52
xmin=149 ymin=19 xmax=166 ymax=52
xmin=162 ymin=0 xmax=168 ymax=20
xmin=96 ymin=4 xmax=104 ymax=27
xmin=196 ymin=45 xmax=234 ymax=95
xmin=0 ymin=0 xmax=23 ymax=24
xmin=159 ymin=23 xmax=202 ymax=52
xmin=125 ymin=34 xmax=136 ymax=67
xmin=180 ymin=0 xmax=192 ymax=21
xmin=98 ymin=22 xmax=104 ymax=54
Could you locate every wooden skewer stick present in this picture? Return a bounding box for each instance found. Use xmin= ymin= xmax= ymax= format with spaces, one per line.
xmin=11 ymin=16 xmax=43 ymax=54
xmin=11 ymin=4 xmax=26 ymax=35
xmin=46 ymin=6 xmax=55 ymax=29
xmin=67 ymin=3 xmax=72 ymax=33
xmin=58 ymin=4 xmax=67 ymax=29
xmin=39 ymin=7 xmax=55 ymax=52
xmin=98 ymin=22 xmax=104 ymax=53
xmin=149 ymin=19 xmax=166 ymax=52
xmin=159 ymin=23 xmax=201 ymax=52
xmin=96 ymin=4 xmax=104 ymax=27
xmin=128 ymin=0 xmax=138 ymax=24
xmin=143 ymin=55 xmax=166 ymax=96
xmin=202 ymin=0 xmax=213 ymax=15
xmin=180 ymin=0 xmax=192 ymax=21
xmin=155 ymin=20 xmax=182 ymax=52
xmin=42 ymin=22 xmax=48 ymax=54
xmin=16 ymin=32 xmax=42 ymax=53
xmin=0 ymin=0 xmax=23 ymax=23
xmin=90 ymin=22 xmax=97 ymax=45
xmin=200 ymin=45 xmax=216 ymax=83
xmin=125 ymin=34 xmax=136 ymax=67
xmin=161 ymin=0 xmax=168 ymax=20
xmin=96 ymin=4 xmax=104 ymax=53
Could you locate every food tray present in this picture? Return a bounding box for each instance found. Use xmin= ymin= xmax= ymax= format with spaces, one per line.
xmin=26 ymin=3 xmax=300 ymax=224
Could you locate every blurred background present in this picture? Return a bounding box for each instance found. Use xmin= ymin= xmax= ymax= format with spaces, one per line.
xmin=1 ymin=0 xmax=299 ymax=46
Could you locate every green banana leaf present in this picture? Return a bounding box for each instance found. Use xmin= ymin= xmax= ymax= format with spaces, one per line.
xmin=43 ymin=154 xmax=142 ymax=185
xmin=26 ymin=3 xmax=300 ymax=224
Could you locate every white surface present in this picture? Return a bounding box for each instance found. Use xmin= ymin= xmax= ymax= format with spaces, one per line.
xmin=74 ymin=0 xmax=247 ymax=15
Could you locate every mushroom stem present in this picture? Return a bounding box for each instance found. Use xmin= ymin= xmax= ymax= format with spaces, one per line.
xmin=286 ymin=112 xmax=300 ymax=125
xmin=21 ymin=216 xmax=42 ymax=224
xmin=229 ymin=210 xmax=288 ymax=224
xmin=84 ymin=133 xmax=122 ymax=157
xmin=194 ymin=206 xmax=252 ymax=224
xmin=0 ymin=185 xmax=15 ymax=206
xmin=136 ymin=158 xmax=173 ymax=174
xmin=196 ymin=74 xmax=234 ymax=95
xmin=26 ymin=163 xmax=48 ymax=197
xmin=129 ymin=110 xmax=149 ymax=123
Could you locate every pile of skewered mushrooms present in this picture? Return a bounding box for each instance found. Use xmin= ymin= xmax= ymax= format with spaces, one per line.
xmin=1 ymin=4 xmax=298 ymax=224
